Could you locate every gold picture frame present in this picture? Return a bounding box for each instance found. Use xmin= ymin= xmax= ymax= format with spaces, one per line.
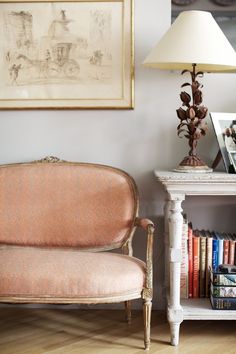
xmin=0 ymin=0 xmax=134 ymax=109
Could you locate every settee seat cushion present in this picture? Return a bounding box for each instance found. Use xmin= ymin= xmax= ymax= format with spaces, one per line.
xmin=0 ymin=246 xmax=146 ymax=299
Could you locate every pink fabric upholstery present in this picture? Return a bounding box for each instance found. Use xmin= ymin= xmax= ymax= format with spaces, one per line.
xmin=0 ymin=246 xmax=145 ymax=298
xmin=0 ymin=163 xmax=137 ymax=248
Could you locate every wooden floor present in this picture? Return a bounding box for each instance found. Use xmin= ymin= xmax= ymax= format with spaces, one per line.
xmin=0 ymin=307 xmax=235 ymax=354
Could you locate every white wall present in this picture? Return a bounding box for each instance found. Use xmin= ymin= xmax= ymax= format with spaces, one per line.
xmin=0 ymin=0 xmax=236 ymax=309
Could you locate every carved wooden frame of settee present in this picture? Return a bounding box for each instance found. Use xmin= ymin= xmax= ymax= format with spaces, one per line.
xmin=0 ymin=157 xmax=155 ymax=350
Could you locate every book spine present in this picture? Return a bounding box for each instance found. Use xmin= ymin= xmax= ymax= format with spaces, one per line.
xmin=212 ymin=238 xmax=218 ymax=272
xmin=211 ymin=272 xmax=236 ymax=286
xmin=205 ymin=236 xmax=212 ymax=297
xmin=180 ymin=216 xmax=189 ymax=299
xmin=210 ymin=295 xmax=236 ymax=310
xmin=200 ymin=234 xmax=206 ymax=297
xmin=229 ymin=240 xmax=235 ymax=265
xmin=211 ymin=284 xmax=236 ymax=298
xmin=223 ymin=239 xmax=229 ymax=264
xmin=188 ymin=223 xmax=193 ymax=298
xmin=193 ymin=233 xmax=200 ymax=298
xmin=218 ymin=237 xmax=224 ymax=266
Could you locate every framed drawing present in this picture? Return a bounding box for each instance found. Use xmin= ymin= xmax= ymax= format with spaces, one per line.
xmin=210 ymin=112 xmax=236 ymax=172
xmin=0 ymin=0 xmax=134 ymax=109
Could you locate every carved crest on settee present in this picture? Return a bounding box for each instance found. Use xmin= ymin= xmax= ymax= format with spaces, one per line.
xmin=34 ymin=156 xmax=65 ymax=164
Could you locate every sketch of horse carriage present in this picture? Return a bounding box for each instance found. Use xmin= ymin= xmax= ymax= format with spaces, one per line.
xmin=47 ymin=42 xmax=80 ymax=78
xmin=17 ymin=42 xmax=80 ymax=79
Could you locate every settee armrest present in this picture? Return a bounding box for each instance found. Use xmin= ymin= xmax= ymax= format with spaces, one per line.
xmin=135 ymin=218 xmax=154 ymax=232
xmin=135 ymin=218 xmax=155 ymax=297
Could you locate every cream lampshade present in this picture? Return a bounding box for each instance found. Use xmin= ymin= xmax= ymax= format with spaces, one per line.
xmin=143 ymin=10 xmax=236 ymax=172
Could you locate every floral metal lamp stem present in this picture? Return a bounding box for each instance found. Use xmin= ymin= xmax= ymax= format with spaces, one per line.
xmin=176 ymin=63 xmax=209 ymax=171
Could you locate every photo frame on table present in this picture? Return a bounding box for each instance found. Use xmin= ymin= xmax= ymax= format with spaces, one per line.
xmin=210 ymin=112 xmax=236 ymax=173
xmin=0 ymin=0 xmax=134 ymax=109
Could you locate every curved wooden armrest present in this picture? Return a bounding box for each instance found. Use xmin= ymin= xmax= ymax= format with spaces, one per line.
xmin=135 ymin=217 xmax=155 ymax=232
xmin=135 ymin=218 xmax=155 ymax=298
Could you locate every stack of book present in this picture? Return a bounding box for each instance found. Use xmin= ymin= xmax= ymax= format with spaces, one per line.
xmin=180 ymin=215 xmax=236 ymax=299
xmin=210 ymin=267 xmax=236 ymax=310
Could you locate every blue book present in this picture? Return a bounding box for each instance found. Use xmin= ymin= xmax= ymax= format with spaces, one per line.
xmin=210 ymin=295 xmax=236 ymax=310
xmin=212 ymin=231 xmax=219 ymax=272
xmin=215 ymin=232 xmax=224 ymax=267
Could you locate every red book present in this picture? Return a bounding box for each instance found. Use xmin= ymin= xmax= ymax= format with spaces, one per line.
xmin=199 ymin=231 xmax=206 ymax=298
xmin=229 ymin=234 xmax=235 ymax=265
xmin=205 ymin=231 xmax=212 ymax=297
xmin=193 ymin=231 xmax=200 ymax=298
xmin=188 ymin=222 xmax=193 ymax=298
xmin=223 ymin=239 xmax=229 ymax=264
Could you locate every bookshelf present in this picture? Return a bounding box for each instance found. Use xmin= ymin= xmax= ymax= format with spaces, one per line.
xmin=182 ymin=298 xmax=236 ymax=320
xmin=155 ymin=171 xmax=236 ymax=346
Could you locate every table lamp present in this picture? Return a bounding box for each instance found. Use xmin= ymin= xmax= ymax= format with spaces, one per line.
xmin=143 ymin=10 xmax=236 ymax=172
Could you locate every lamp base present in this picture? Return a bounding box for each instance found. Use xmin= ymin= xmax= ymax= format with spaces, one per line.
xmin=173 ymin=155 xmax=213 ymax=173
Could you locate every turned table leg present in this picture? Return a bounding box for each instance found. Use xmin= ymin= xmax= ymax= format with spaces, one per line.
xmin=167 ymin=194 xmax=185 ymax=346
xmin=164 ymin=198 xmax=171 ymax=297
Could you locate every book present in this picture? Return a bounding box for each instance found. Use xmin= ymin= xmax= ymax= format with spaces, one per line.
xmin=228 ymin=234 xmax=235 ymax=265
xmin=205 ymin=230 xmax=213 ymax=297
xmin=215 ymin=232 xmax=224 ymax=266
xmin=211 ymin=270 xmax=236 ymax=286
xmin=234 ymin=234 xmax=236 ymax=266
xmin=212 ymin=232 xmax=219 ymax=272
xmin=180 ymin=214 xmax=189 ymax=299
xmin=188 ymin=222 xmax=193 ymax=298
xmin=199 ymin=230 xmax=206 ymax=297
xmin=218 ymin=264 xmax=236 ymax=273
xmin=222 ymin=232 xmax=230 ymax=264
xmin=193 ymin=230 xmax=200 ymax=298
xmin=211 ymin=283 xmax=236 ymax=297
xmin=210 ymin=295 xmax=236 ymax=310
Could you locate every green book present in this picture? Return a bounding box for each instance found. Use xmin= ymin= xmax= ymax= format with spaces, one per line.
xmin=211 ymin=283 xmax=236 ymax=297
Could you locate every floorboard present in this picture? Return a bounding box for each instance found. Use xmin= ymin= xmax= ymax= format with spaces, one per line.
xmin=0 ymin=308 xmax=235 ymax=354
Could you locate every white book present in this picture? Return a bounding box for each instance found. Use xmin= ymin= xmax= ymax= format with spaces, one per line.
xmin=180 ymin=215 xmax=189 ymax=299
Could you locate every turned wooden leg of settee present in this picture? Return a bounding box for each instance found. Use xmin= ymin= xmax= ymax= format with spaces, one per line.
xmin=125 ymin=300 xmax=132 ymax=324
xmin=143 ymin=298 xmax=152 ymax=350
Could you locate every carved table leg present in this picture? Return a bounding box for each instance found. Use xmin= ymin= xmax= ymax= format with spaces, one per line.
xmin=167 ymin=194 xmax=185 ymax=346
xmin=164 ymin=198 xmax=171 ymax=297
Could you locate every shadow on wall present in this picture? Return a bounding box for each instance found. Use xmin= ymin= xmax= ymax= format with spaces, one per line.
xmin=184 ymin=195 xmax=236 ymax=233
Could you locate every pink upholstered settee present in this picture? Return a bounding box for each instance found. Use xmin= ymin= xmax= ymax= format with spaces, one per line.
xmin=0 ymin=157 xmax=155 ymax=350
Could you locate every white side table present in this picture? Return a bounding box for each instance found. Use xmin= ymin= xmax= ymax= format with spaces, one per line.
xmin=155 ymin=171 xmax=236 ymax=346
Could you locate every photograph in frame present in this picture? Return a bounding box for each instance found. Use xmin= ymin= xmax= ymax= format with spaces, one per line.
xmin=0 ymin=0 xmax=134 ymax=109
xmin=210 ymin=112 xmax=236 ymax=173
xmin=228 ymin=151 xmax=236 ymax=172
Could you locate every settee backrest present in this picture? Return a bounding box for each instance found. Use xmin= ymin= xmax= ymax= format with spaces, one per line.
xmin=0 ymin=159 xmax=138 ymax=250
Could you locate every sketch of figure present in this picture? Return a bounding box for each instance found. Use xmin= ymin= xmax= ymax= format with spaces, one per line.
xmin=89 ymin=50 xmax=103 ymax=65
xmin=9 ymin=63 xmax=21 ymax=84
xmin=45 ymin=49 xmax=51 ymax=63
xmin=61 ymin=10 xmax=66 ymax=21
xmin=6 ymin=51 xmax=11 ymax=62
